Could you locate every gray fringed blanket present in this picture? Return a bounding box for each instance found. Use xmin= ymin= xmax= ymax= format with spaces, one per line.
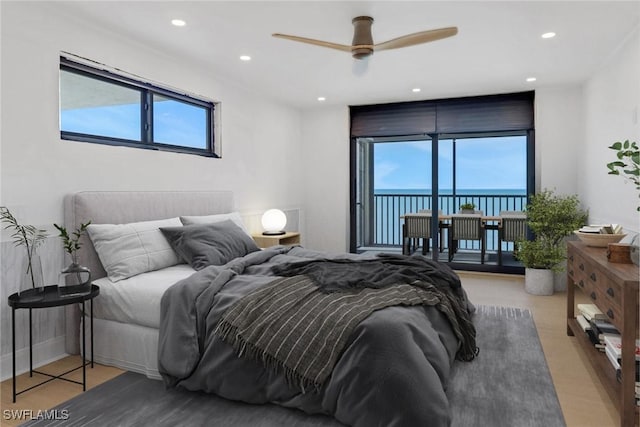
xmin=215 ymin=255 xmax=477 ymax=391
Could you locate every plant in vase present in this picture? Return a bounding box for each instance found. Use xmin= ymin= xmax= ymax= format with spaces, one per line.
xmin=606 ymin=139 xmax=640 ymax=264
xmin=459 ymin=202 xmax=476 ymax=213
xmin=54 ymin=221 xmax=91 ymax=285
xmin=515 ymin=189 xmax=587 ymax=295
xmin=0 ymin=207 xmax=48 ymax=293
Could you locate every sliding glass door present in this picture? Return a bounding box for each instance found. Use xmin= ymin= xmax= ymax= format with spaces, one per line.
xmin=354 ymin=132 xmax=530 ymax=271
xmin=355 ymin=137 xmax=433 ymax=250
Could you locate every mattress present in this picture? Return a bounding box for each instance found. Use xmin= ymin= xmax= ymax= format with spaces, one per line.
xmin=92 ymin=264 xmax=196 ymax=328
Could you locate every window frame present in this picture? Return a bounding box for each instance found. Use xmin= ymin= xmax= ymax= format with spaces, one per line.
xmin=59 ymin=56 xmax=220 ymax=158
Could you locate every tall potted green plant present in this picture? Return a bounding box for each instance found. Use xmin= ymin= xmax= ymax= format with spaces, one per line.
xmin=516 ymin=189 xmax=587 ymax=295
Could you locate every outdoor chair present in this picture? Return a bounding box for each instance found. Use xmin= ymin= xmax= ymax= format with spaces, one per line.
xmin=448 ymin=213 xmax=485 ymax=263
xmin=402 ymin=209 xmax=442 ymax=255
xmin=498 ymin=210 xmax=528 ymax=266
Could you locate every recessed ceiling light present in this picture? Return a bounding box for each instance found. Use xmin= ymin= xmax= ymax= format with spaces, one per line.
xmin=239 ymin=55 xmax=251 ymax=61
xmin=541 ymin=32 xmax=556 ymax=39
xmin=526 ymin=77 xmax=537 ymax=82
xmin=317 ymin=97 xmax=326 ymax=102
xmin=412 ymin=88 xmax=421 ymax=93
xmin=171 ymin=19 xmax=186 ymax=27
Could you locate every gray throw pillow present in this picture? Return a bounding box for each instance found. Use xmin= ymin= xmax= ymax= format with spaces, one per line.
xmin=160 ymin=220 xmax=260 ymax=270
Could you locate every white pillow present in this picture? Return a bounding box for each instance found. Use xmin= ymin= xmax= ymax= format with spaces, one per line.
xmin=180 ymin=212 xmax=251 ymax=237
xmin=87 ymin=217 xmax=183 ymax=282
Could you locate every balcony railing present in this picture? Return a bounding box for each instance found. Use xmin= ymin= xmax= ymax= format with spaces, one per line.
xmin=368 ymin=192 xmax=528 ymax=251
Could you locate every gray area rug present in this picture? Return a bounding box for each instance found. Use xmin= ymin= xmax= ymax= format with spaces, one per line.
xmin=22 ymin=305 xmax=565 ymax=427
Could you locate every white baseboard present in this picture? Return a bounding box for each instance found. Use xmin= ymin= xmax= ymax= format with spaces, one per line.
xmin=0 ymin=336 xmax=67 ymax=381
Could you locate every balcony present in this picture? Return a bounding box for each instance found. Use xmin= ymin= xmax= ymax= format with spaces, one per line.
xmin=359 ymin=192 xmax=528 ymax=267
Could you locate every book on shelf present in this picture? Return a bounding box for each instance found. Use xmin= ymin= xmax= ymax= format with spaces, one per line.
xmin=576 ymin=314 xmax=591 ymax=332
xmin=606 ymin=344 xmax=621 ymax=370
xmin=616 ymin=368 xmax=640 ymax=384
xmin=603 ymin=335 xmax=640 ymax=361
xmin=589 ymin=318 xmax=620 ymax=346
xmin=586 ymin=328 xmax=601 ymax=346
xmin=577 ymin=303 xmax=607 ymax=321
xmin=590 ymin=318 xmax=619 ymax=336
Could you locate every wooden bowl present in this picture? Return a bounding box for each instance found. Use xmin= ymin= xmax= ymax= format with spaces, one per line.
xmin=573 ymin=231 xmax=626 ymax=247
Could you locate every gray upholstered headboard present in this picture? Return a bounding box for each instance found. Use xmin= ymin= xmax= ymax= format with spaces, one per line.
xmin=64 ymin=191 xmax=234 ymax=280
xmin=63 ymin=190 xmax=234 ymax=353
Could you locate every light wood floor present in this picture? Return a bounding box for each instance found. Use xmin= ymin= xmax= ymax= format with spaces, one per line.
xmin=0 ymin=272 xmax=619 ymax=427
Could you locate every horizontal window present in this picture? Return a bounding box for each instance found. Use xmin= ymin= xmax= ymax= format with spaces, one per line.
xmin=59 ymin=56 xmax=219 ymax=157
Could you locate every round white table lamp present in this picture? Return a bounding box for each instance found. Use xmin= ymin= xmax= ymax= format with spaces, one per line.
xmin=261 ymin=209 xmax=287 ymax=235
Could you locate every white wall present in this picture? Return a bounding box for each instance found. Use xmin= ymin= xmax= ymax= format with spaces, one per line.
xmin=0 ymin=2 xmax=304 ymax=377
xmin=534 ymin=86 xmax=583 ymax=195
xmin=301 ymin=107 xmax=351 ymax=252
xmin=581 ymin=26 xmax=640 ymax=233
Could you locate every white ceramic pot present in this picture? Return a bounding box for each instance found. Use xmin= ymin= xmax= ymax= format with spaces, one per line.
xmin=525 ymin=268 xmax=555 ymax=296
xmin=553 ymin=266 xmax=567 ymax=292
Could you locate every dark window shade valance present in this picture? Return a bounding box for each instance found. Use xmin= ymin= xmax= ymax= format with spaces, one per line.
xmin=350 ymin=102 xmax=436 ymax=137
xmin=350 ymin=91 xmax=534 ymax=138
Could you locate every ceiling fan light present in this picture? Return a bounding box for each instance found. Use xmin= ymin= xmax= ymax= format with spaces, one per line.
xmin=352 ymin=47 xmax=373 ymax=59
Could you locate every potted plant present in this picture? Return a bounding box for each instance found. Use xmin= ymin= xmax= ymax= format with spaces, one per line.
xmin=459 ymin=202 xmax=476 ymax=213
xmin=516 ymin=189 xmax=587 ymax=295
xmin=54 ymin=221 xmax=92 ymax=285
xmin=0 ymin=207 xmax=48 ymax=295
xmin=606 ymin=139 xmax=639 ymax=265
xmin=607 ymin=139 xmax=639 ymax=211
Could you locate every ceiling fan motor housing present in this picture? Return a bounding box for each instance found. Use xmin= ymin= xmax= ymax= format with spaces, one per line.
xmin=351 ymin=16 xmax=374 ymax=59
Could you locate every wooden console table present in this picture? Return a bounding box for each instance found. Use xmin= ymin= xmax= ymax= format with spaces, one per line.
xmin=566 ymin=241 xmax=639 ymax=427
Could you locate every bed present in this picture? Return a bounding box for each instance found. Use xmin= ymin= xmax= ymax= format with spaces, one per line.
xmin=65 ymin=191 xmax=477 ymax=427
xmin=64 ymin=191 xmax=234 ymax=377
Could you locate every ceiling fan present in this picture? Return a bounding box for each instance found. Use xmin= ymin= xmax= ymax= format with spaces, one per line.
xmin=273 ymin=16 xmax=458 ymax=60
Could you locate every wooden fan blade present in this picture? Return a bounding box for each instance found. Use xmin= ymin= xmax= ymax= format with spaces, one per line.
xmin=272 ymin=33 xmax=353 ymax=52
xmin=374 ymin=27 xmax=458 ymax=51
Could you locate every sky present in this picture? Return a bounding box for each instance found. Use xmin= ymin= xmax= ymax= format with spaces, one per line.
xmin=61 ymin=100 xmax=207 ymax=149
xmin=373 ymin=136 xmax=527 ymax=191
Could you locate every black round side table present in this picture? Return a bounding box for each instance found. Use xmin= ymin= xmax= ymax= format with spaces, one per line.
xmin=7 ymin=284 xmax=99 ymax=403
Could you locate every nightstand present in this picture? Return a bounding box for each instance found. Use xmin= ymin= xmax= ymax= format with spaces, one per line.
xmin=8 ymin=284 xmax=99 ymax=402
xmin=252 ymin=231 xmax=301 ymax=248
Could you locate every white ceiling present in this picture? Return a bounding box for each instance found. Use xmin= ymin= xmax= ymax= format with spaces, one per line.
xmin=57 ymin=1 xmax=639 ymax=110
